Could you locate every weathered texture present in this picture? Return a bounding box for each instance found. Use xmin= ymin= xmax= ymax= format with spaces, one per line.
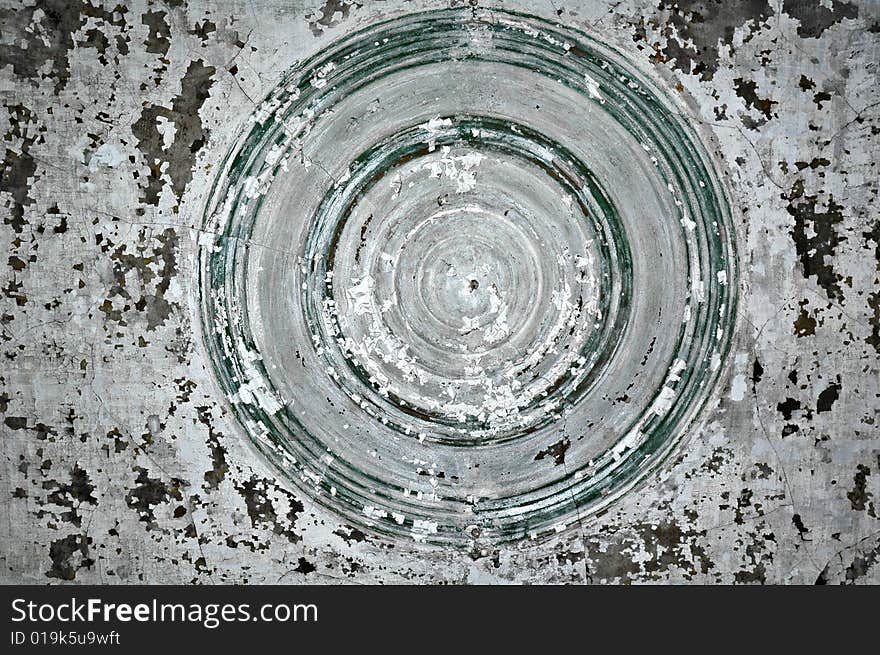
xmin=1 ymin=0 xmax=878 ymax=584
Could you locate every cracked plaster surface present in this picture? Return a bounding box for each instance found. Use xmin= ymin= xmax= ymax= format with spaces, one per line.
xmin=0 ymin=0 xmax=878 ymax=584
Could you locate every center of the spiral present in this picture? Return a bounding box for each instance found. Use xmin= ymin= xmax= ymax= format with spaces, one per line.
xmin=404 ymin=210 xmax=533 ymax=347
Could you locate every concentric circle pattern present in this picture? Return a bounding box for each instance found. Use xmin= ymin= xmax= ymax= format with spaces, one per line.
xmin=198 ymin=8 xmax=737 ymax=546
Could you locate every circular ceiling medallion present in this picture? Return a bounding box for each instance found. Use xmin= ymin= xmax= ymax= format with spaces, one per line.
xmin=198 ymin=8 xmax=737 ymax=546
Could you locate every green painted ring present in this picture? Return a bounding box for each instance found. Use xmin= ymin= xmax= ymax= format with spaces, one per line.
xmin=198 ymin=7 xmax=737 ymax=546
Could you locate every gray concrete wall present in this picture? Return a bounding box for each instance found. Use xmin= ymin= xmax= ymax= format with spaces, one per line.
xmin=0 ymin=0 xmax=878 ymax=584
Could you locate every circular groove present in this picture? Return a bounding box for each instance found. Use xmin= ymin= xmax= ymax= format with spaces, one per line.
xmin=198 ymin=8 xmax=738 ymax=546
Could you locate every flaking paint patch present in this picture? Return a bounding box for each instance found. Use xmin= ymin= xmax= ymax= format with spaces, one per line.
xmin=0 ymin=0 xmax=876 ymax=584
